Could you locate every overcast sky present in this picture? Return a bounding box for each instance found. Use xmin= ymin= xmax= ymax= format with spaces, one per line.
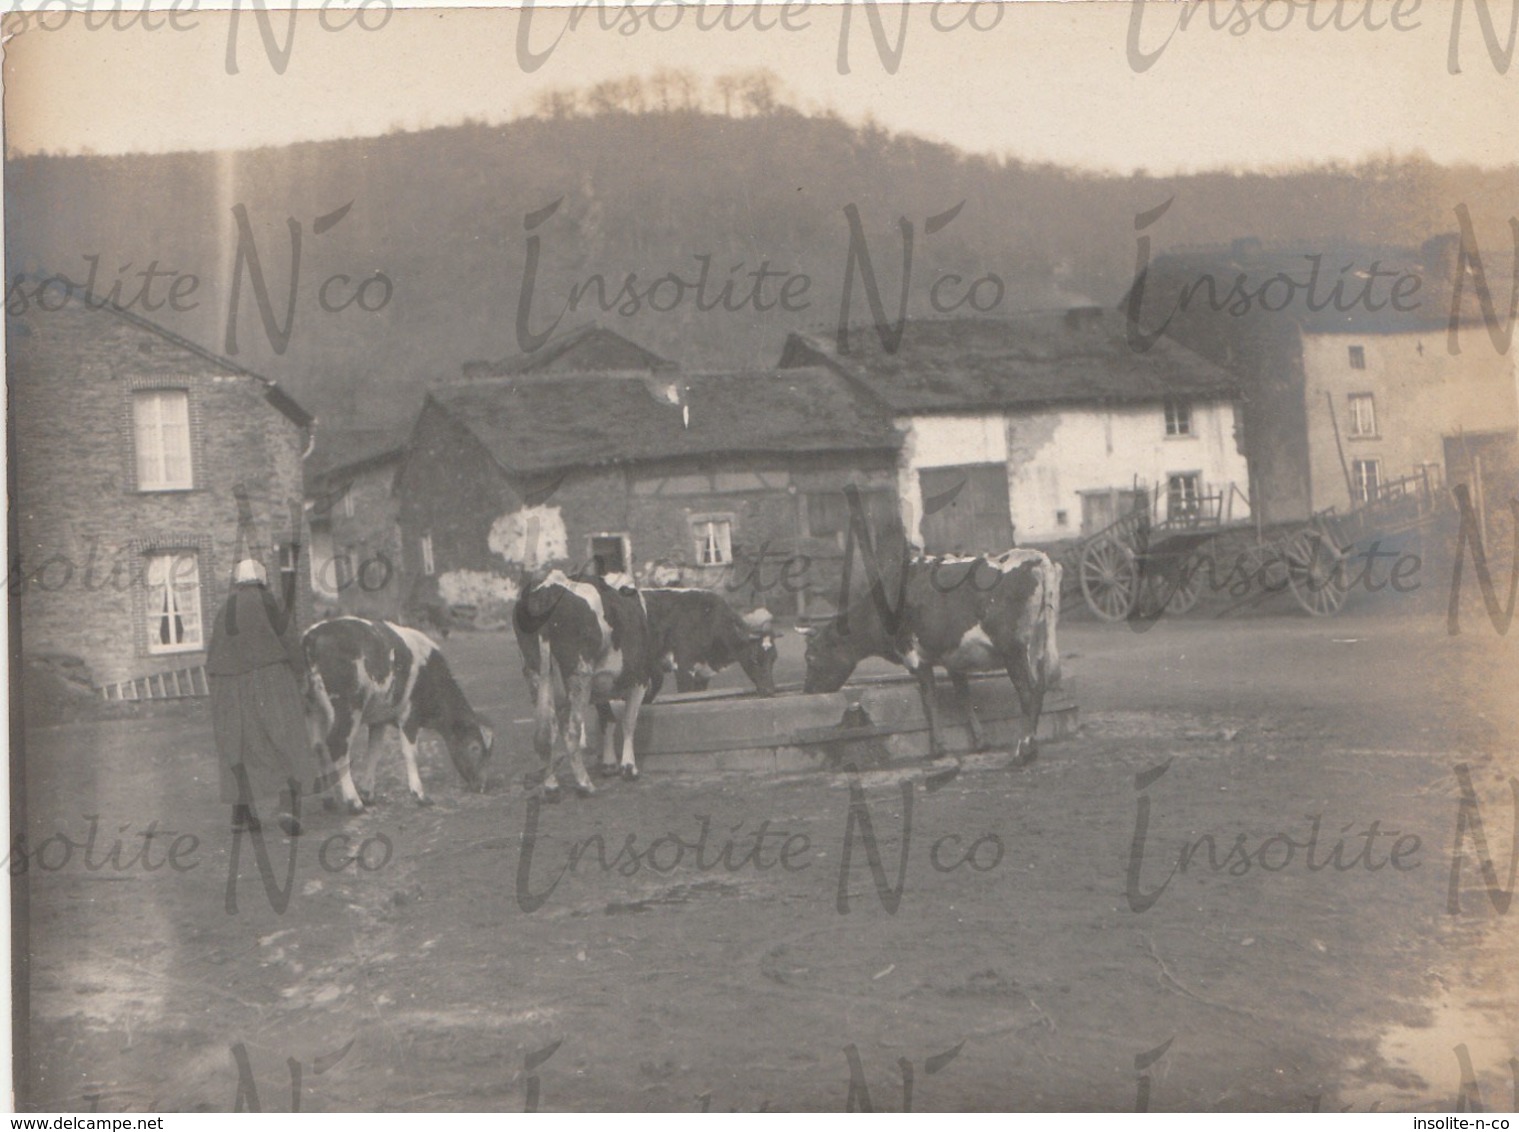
xmin=4 ymin=0 xmax=1516 ymax=172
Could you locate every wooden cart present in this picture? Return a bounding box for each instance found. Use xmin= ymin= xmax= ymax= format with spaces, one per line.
xmin=1063 ymin=470 xmax=1445 ymax=620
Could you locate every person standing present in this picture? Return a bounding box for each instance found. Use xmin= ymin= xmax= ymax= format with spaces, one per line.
xmin=206 ymin=555 xmax=319 ymax=835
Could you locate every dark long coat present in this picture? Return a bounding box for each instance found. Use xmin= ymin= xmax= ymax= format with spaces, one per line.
xmin=206 ymin=576 xmax=321 ymax=805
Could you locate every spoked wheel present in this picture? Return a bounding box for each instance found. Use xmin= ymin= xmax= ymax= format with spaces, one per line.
xmin=1080 ymin=536 xmax=1139 ymax=621
xmin=1139 ymin=553 xmax=1204 ymax=616
xmin=1285 ymin=529 xmax=1349 ymax=616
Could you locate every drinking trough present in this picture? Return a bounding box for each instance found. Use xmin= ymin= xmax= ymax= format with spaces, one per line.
xmin=503 ymin=673 xmax=1079 ymax=775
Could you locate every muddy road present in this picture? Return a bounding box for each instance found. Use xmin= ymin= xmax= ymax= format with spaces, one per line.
xmin=18 ymin=609 xmax=1519 ymax=1111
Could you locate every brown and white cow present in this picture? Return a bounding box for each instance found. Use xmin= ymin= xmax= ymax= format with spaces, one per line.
xmin=642 ymin=589 xmax=779 ymax=699
xmin=304 ymin=617 xmax=494 ymax=812
xmin=800 ymin=548 xmax=1061 ymax=764
xmin=513 ymin=569 xmax=655 ymax=799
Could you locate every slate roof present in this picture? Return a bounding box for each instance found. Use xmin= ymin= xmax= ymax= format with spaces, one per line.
xmin=305 ymin=427 xmax=408 ymax=482
xmin=779 ymin=309 xmax=1240 ymax=414
xmin=462 ymin=322 xmax=677 ymax=379
xmin=9 ymin=281 xmax=314 ymax=427
xmin=427 ymin=367 xmax=900 ymax=475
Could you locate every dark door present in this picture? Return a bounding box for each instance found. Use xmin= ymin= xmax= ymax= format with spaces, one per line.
xmin=589 ymin=536 xmax=627 ymax=576
xmin=918 ymin=464 xmax=1015 ymax=554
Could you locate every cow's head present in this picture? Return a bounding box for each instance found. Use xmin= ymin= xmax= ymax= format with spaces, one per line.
xmin=444 ymin=714 xmax=495 ymax=792
xmin=799 ymin=621 xmax=857 ymax=694
xmin=736 ymin=608 xmax=780 ymax=697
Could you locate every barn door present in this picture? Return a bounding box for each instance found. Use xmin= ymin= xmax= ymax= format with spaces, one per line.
xmin=918 ymin=464 xmax=1015 ymax=554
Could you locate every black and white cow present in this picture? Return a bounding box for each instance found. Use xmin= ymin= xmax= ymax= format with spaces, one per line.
xmin=513 ymin=570 xmax=655 ymax=798
xmin=304 ymin=617 xmax=494 ymax=812
xmin=643 ymin=589 xmax=779 ymax=699
xmin=800 ymin=548 xmax=1061 ymax=764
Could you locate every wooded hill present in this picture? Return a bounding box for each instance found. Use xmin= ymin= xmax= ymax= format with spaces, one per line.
xmin=9 ymin=90 xmax=1515 ymax=426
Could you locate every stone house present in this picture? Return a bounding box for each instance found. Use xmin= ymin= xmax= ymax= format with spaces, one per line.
xmin=393 ymin=326 xmax=902 ymax=620
xmin=1127 ymin=236 xmax=1519 ymax=523
xmin=10 ymin=296 xmax=314 ymax=699
xmin=305 ymin=427 xmax=406 ymax=619
xmin=780 ymin=310 xmax=1250 ymax=550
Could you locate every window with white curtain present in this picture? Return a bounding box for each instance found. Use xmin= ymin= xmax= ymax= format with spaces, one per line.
xmin=144 ymin=551 xmax=202 ymax=653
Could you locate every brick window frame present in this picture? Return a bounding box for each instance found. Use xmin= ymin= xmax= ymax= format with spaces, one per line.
xmin=121 ymin=376 xmax=206 ymax=493
xmin=130 ymin=532 xmax=216 ymax=658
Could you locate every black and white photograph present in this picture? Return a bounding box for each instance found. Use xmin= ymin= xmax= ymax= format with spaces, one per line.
xmin=4 ymin=0 xmax=1519 ymax=1114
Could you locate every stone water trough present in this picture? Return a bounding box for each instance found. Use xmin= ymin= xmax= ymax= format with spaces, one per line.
xmin=505 ymin=674 xmax=1079 ymax=775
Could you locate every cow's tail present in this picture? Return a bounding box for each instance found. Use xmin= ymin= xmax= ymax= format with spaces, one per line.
xmin=1042 ymin=556 xmax=1063 ymax=689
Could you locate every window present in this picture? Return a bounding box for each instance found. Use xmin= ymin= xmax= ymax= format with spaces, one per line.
xmin=1164 ymin=399 xmax=1193 ymax=437
xmin=1348 ymin=393 xmax=1377 ymax=438
xmin=692 ymin=517 xmax=733 ymax=566
xmin=1348 ymin=345 xmax=1366 ymax=370
xmin=1352 ymin=459 xmax=1382 ymax=504
xmin=144 ymin=551 xmax=202 ymax=653
xmin=1056 ymin=509 xmax=1069 ymax=527
xmin=1167 ymin=473 xmax=1201 ymax=519
xmin=420 ymin=533 xmax=435 ymax=576
xmin=132 ymin=389 xmax=192 ymax=490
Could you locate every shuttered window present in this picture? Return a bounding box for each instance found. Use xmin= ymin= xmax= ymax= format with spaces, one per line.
xmin=133 ymin=390 xmax=193 ymax=490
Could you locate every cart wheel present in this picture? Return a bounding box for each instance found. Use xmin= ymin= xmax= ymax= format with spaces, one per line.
xmin=1080 ymin=536 xmax=1138 ymax=621
xmin=1149 ymin=554 xmax=1203 ymax=615
xmin=1285 ymin=530 xmax=1348 ymax=616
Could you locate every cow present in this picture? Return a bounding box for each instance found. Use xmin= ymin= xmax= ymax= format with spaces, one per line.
xmin=642 ymin=589 xmax=779 ymax=699
xmin=799 ymin=548 xmax=1061 ymax=765
xmin=304 ymin=617 xmax=494 ymax=813
xmin=513 ymin=569 xmax=655 ymax=799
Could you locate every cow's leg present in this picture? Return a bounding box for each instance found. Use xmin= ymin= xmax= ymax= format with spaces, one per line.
xmin=596 ymin=702 xmax=620 ymax=779
xmin=309 ymin=673 xmax=364 ymax=813
xmin=1005 ymin=646 xmax=1045 ymax=766
xmin=307 ymin=706 xmax=340 ymax=813
xmin=563 ymin=670 xmax=597 ymax=797
xmin=619 ymin=684 xmax=646 ymax=780
xmin=357 ymin=723 xmax=387 ymax=804
xmin=532 ymin=652 xmax=563 ymax=801
xmin=949 ymin=669 xmax=987 ymax=751
xmin=397 ymin=714 xmax=431 ymax=806
xmin=327 ymin=710 xmax=368 ymax=814
xmin=910 ymin=663 xmax=945 ymax=759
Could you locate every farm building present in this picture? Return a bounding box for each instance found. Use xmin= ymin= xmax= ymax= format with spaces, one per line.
xmin=779 ymin=310 xmax=1250 ymax=550
xmin=9 ymin=295 xmax=314 ymax=700
xmin=1128 ymin=235 xmax=1519 ymax=523
xmin=394 ymin=327 xmax=903 ymax=620
xmin=305 ymin=426 xmax=407 ymax=619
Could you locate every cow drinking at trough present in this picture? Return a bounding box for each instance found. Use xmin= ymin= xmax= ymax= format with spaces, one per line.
xmin=514 ymin=570 xmax=654 ymax=798
xmin=304 ymin=617 xmax=494 ymax=812
xmin=800 ymin=548 xmax=1061 ymax=764
xmin=643 ymin=589 xmax=779 ymax=698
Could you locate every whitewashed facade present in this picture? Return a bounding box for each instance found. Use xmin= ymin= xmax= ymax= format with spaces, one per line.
xmin=896 ymin=400 xmax=1249 ymax=547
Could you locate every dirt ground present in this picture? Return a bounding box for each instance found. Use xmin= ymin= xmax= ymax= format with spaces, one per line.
xmin=16 ymin=595 xmax=1519 ymax=1112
